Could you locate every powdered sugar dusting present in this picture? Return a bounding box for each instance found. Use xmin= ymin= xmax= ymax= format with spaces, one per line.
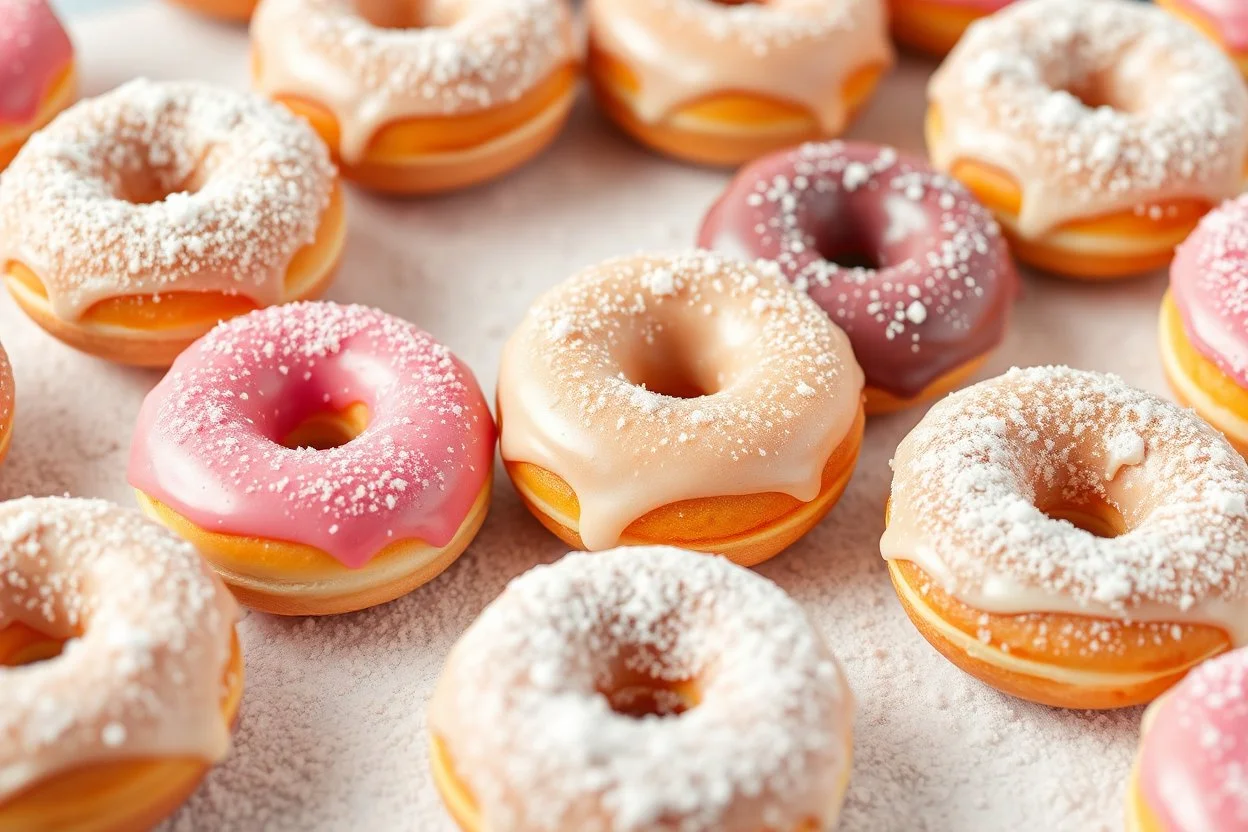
xmin=699 ymin=141 xmax=1016 ymax=399
xmin=884 ymin=366 xmax=1248 ymax=619
xmin=128 ymin=301 xmax=495 ymax=569
xmin=0 ymin=496 xmax=237 ymax=801
xmin=430 ymin=546 xmax=853 ymax=832
xmin=929 ymin=0 xmax=1248 ymax=237
xmin=497 ymin=251 xmax=864 ymax=550
xmin=0 ymin=78 xmax=335 ymax=320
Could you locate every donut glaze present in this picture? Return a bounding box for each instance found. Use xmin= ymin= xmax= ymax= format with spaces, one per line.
xmin=1166 ymin=0 xmax=1248 ymax=51
xmin=1136 ymin=648 xmax=1248 ymax=831
xmin=1171 ymin=195 xmax=1248 ymax=390
xmin=128 ymin=302 xmax=495 ymax=569
xmin=0 ymin=0 xmax=71 ymax=125
xmin=699 ymin=141 xmax=1016 ymax=401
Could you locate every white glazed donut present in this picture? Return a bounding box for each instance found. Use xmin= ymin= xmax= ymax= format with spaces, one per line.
xmin=429 ymin=545 xmax=854 ymax=832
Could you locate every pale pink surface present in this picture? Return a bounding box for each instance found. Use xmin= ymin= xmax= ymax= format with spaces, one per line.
xmin=1139 ymin=648 xmax=1248 ymax=832
xmin=8 ymin=7 xmax=1183 ymax=830
xmin=127 ymin=302 xmax=495 ymax=568
xmin=1171 ymin=0 xmax=1248 ymax=50
xmin=1170 ymin=194 xmax=1248 ymax=389
xmin=0 ymin=0 xmax=71 ymax=123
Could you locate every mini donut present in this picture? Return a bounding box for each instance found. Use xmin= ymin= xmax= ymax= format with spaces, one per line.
xmin=1159 ymin=0 xmax=1248 ymax=79
xmin=129 ymin=301 xmax=496 ymax=616
xmin=881 ymin=366 xmax=1248 ymax=709
xmin=429 ymin=545 xmax=854 ymax=832
xmin=1127 ymin=647 xmax=1248 ymax=832
xmin=165 ymin=0 xmax=256 ymax=21
xmin=0 ymin=496 xmax=241 ymax=832
xmin=1161 ymin=194 xmax=1248 ymax=457
xmin=497 ymin=252 xmax=865 ymax=567
xmin=927 ymin=0 xmax=1248 ymax=280
xmin=0 ymin=79 xmax=344 ymax=367
xmin=888 ymin=0 xmax=1013 ymax=58
xmin=0 ymin=1 xmax=74 ymax=172
xmin=585 ymin=0 xmax=893 ymax=167
xmin=699 ymin=141 xmax=1018 ymax=414
xmin=251 ymin=0 xmax=579 ymax=195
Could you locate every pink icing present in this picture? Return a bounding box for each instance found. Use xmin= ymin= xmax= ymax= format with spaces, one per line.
xmin=127 ymin=302 xmax=496 ymax=569
xmin=0 ymin=0 xmax=72 ymax=123
xmin=1138 ymin=648 xmax=1248 ymax=831
xmin=1170 ymin=194 xmax=1248 ymax=389
xmin=1172 ymin=0 xmax=1248 ymax=51
xmin=698 ymin=141 xmax=1017 ymax=399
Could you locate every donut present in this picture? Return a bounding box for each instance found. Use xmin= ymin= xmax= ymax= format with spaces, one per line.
xmin=0 ymin=79 xmax=344 ymax=367
xmin=0 ymin=342 xmax=15 ymax=467
xmin=0 ymin=496 xmax=241 ymax=832
xmin=888 ymin=0 xmax=1012 ymax=58
xmin=1127 ymin=647 xmax=1248 ymax=832
xmin=1159 ymin=0 xmax=1248 ymax=78
xmin=497 ymin=252 xmax=865 ymax=567
xmin=250 ymin=0 xmax=579 ymax=195
xmin=927 ymin=0 xmax=1248 ymax=280
xmin=128 ymin=301 xmax=496 ymax=616
xmin=585 ymin=0 xmax=893 ymax=167
xmin=1161 ymin=195 xmax=1248 ymax=457
xmin=881 ymin=366 xmax=1248 ymax=709
xmin=0 ymin=1 xmax=74 ymax=172
xmin=429 ymin=545 xmax=854 ymax=832
xmin=699 ymin=141 xmax=1017 ymax=414
xmin=165 ymin=0 xmax=256 ymax=22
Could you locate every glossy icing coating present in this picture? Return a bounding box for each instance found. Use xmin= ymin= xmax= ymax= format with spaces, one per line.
xmin=1138 ymin=647 xmax=1248 ymax=831
xmin=0 ymin=0 xmax=72 ymax=124
xmin=250 ymin=0 xmax=578 ymax=163
xmin=128 ymin=302 xmax=496 ymax=569
xmin=497 ymin=252 xmax=864 ymax=551
xmin=699 ymin=141 xmax=1017 ymax=399
xmin=431 ymin=546 xmax=854 ymax=831
xmin=0 ymin=497 xmax=238 ymax=800
xmin=1170 ymin=0 xmax=1248 ymax=50
xmin=928 ymin=0 xmax=1248 ymax=238
xmin=585 ymin=0 xmax=892 ymax=132
xmin=1171 ymin=194 xmax=1248 ymax=391
xmin=881 ymin=366 xmax=1248 ymax=644
xmin=0 ymin=79 xmax=334 ymax=321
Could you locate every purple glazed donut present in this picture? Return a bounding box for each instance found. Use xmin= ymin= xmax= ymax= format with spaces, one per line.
xmin=698 ymin=141 xmax=1018 ymax=413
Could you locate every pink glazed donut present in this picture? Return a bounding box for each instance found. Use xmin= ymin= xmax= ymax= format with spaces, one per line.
xmin=128 ymin=301 xmax=496 ymax=616
xmin=0 ymin=0 xmax=75 ymax=171
xmin=699 ymin=141 xmax=1017 ymax=414
xmin=1128 ymin=647 xmax=1248 ymax=831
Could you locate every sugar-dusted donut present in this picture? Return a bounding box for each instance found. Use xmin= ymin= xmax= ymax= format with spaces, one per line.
xmin=129 ymin=301 xmax=496 ymax=616
xmin=927 ymin=0 xmax=1248 ymax=280
xmin=1162 ymin=197 xmax=1248 ymax=457
xmin=1159 ymin=0 xmax=1248 ymax=78
xmin=0 ymin=341 xmax=14 ymax=467
xmin=882 ymin=366 xmax=1248 ymax=709
xmin=0 ymin=496 xmax=241 ymax=832
xmin=0 ymin=1 xmax=74 ymax=172
xmin=0 ymin=79 xmax=344 ymax=367
xmin=888 ymin=0 xmax=1013 ymax=57
xmin=1127 ymin=647 xmax=1248 ymax=831
xmin=497 ymin=252 xmax=865 ymax=567
xmin=430 ymin=545 xmax=854 ymax=832
xmin=699 ymin=141 xmax=1017 ymax=414
xmin=585 ymin=0 xmax=893 ymax=166
xmin=251 ymin=0 xmax=579 ymax=194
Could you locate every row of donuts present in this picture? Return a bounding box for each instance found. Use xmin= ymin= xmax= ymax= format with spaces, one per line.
xmin=5 ymin=293 xmax=1248 ymax=830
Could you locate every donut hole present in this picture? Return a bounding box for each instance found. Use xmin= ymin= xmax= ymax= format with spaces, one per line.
xmin=599 ymin=668 xmax=700 ymax=719
xmin=1039 ymin=495 xmax=1127 ymax=539
xmin=1057 ymin=69 xmax=1142 ymax=115
xmin=352 ymin=0 xmax=452 ymax=28
xmin=806 ymin=195 xmax=887 ymax=270
xmin=281 ymin=402 xmax=371 ymax=451
xmin=0 ymin=622 xmax=67 ymax=667
xmin=620 ymin=330 xmax=731 ymax=399
xmin=115 ymin=166 xmax=208 ymax=206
